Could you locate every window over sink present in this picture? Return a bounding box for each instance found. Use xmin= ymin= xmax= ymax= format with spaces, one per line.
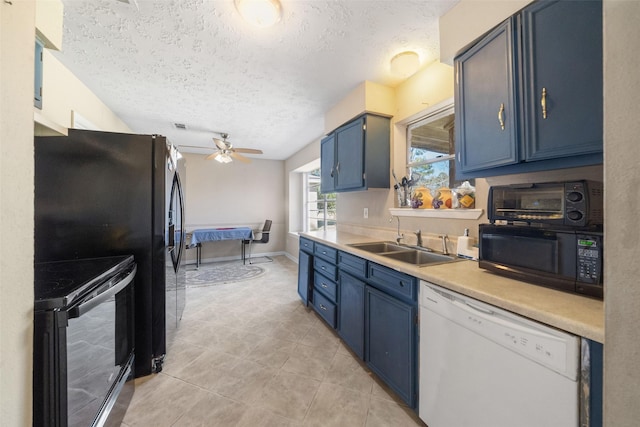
xmin=406 ymin=100 xmax=474 ymax=192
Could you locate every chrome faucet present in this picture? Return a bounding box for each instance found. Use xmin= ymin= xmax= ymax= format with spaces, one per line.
xmin=440 ymin=235 xmax=449 ymax=255
xmin=414 ymin=229 xmax=423 ymax=247
xmin=390 ymin=216 xmax=404 ymax=245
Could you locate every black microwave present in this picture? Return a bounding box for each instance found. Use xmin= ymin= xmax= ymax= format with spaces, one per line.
xmin=479 ymin=224 xmax=603 ymax=299
xmin=488 ymin=180 xmax=603 ymax=228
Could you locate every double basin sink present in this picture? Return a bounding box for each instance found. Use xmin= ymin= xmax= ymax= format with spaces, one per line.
xmin=348 ymin=241 xmax=458 ymax=267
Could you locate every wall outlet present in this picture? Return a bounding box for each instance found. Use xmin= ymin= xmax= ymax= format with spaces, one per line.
xmin=363 ymin=208 xmax=369 ymax=219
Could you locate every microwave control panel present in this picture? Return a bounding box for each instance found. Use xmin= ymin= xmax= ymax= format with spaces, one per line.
xmin=576 ymin=234 xmax=603 ymax=284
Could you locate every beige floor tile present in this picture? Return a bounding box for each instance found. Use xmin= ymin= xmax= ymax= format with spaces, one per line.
xmin=303 ymin=382 xmax=370 ymax=427
xmin=123 ymin=257 xmax=424 ymax=427
xmin=207 ymin=358 xmax=278 ymax=403
xmin=123 ymin=374 xmax=209 ymax=426
xmin=236 ymin=406 xmax=302 ymax=427
xmin=281 ymin=343 xmax=336 ymax=381
xmin=365 ymin=396 xmax=426 ymax=427
xmin=323 ymin=353 xmax=374 ymax=395
xmin=252 ymin=371 xmax=321 ymax=421
xmin=245 ymin=336 xmax=297 ymax=369
xmin=171 ymin=392 xmax=247 ymax=426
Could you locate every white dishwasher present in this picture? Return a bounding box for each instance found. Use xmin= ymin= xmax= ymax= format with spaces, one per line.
xmin=419 ymin=281 xmax=580 ymax=427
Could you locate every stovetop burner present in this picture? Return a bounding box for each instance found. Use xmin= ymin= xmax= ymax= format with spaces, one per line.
xmin=35 ymin=255 xmax=134 ymax=310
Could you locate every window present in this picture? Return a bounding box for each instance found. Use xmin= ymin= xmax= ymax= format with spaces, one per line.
xmin=304 ymin=168 xmax=336 ymax=232
xmin=407 ymin=103 xmax=473 ymax=191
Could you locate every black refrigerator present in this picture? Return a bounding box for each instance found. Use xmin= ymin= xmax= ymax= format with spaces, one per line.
xmin=35 ymin=128 xmax=186 ymax=377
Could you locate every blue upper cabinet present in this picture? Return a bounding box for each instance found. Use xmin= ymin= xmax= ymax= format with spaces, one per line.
xmin=521 ymin=0 xmax=603 ymax=161
xmin=320 ymin=114 xmax=390 ymax=193
xmin=320 ymin=134 xmax=336 ymax=193
xmin=455 ymin=18 xmax=519 ymax=173
xmin=34 ymin=39 xmax=44 ymax=109
xmin=455 ymin=0 xmax=603 ymax=179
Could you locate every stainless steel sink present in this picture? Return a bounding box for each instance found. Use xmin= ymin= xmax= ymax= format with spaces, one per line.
xmin=348 ymin=241 xmax=458 ymax=267
xmin=380 ymin=250 xmax=457 ymax=266
xmin=348 ymin=241 xmax=407 ymax=254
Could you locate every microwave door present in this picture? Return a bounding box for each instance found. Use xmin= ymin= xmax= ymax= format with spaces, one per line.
xmin=482 ymin=233 xmax=559 ymax=274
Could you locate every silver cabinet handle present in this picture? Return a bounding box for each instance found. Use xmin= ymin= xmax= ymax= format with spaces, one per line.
xmin=321 ymin=283 xmax=328 ymax=288
xmin=320 ymin=304 xmax=328 ymax=311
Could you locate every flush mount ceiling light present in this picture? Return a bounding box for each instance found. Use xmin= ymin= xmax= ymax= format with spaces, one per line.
xmin=235 ymin=0 xmax=282 ymax=28
xmin=390 ymin=51 xmax=420 ymax=78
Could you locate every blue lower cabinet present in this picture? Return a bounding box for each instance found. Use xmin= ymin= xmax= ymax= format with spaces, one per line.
xmin=297 ymin=250 xmax=313 ymax=306
xmin=365 ymin=285 xmax=417 ymax=408
xmin=584 ymin=339 xmax=603 ymax=427
xmin=312 ymin=289 xmax=337 ymax=328
xmin=338 ymin=272 xmax=365 ymax=359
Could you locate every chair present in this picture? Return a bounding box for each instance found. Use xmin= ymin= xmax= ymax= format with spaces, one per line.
xmin=243 ymin=220 xmax=272 ymax=264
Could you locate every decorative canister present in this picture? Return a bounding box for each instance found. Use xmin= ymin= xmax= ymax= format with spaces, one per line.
xmin=411 ymin=187 xmax=432 ymax=209
xmin=432 ymin=187 xmax=452 ymax=209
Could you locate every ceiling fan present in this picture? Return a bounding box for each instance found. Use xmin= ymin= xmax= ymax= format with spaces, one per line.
xmin=182 ymin=133 xmax=263 ymax=163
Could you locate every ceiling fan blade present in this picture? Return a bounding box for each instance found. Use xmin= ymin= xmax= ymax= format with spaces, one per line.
xmin=213 ymin=138 xmax=227 ymax=150
xmin=205 ymin=152 xmax=219 ymax=160
xmin=230 ymin=152 xmax=251 ymax=163
xmin=232 ymin=148 xmax=263 ymax=154
xmin=179 ymin=145 xmax=215 ymax=150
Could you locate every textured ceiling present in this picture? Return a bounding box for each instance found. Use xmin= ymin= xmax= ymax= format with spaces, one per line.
xmin=54 ymin=0 xmax=458 ymax=160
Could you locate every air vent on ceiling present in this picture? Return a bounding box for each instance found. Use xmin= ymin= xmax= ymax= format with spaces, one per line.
xmin=174 ymin=123 xmax=187 ymax=130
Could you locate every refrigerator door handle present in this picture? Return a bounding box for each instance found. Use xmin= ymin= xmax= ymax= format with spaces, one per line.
xmin=175 ymin=172 xmax=185 ymax=274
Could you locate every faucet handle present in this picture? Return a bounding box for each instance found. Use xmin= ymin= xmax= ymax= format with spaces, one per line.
xmin=439 ymin=234 xmax=449 ymax=255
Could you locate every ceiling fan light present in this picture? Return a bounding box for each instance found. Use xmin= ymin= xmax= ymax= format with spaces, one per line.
xmin=390 ymin=51 xmax=420 ymax=78
xmin=235 ymin=0 xmax=282 ymax=28
xmin=215 ymin=152 xmax=233 ymax=163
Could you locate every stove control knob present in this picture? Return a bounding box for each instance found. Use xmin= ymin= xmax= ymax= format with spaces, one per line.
xmin=568 ymin=210 xmax=583 ymax=221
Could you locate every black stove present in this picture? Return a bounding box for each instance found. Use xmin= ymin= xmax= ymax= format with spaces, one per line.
xmin=34 ymin=255 xmax=134 ymax=311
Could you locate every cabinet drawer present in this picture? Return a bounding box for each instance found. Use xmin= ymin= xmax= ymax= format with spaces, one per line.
xmin=338 ymin=251 xmax=367 ymax=279
xmin=300 ymin=237 xmax=314 ymax=254
xmin=314 ymin=257 xmax=337 ymax=281
xmin=312 ymin=289 xmax=337 ymax=328
xmin=314 ymin=271 xmax=337 ymax=302
xmin=314 ymin=243 xmax=338 ymax=263
xmin=367 ymin=263 xmax=417 ymax=303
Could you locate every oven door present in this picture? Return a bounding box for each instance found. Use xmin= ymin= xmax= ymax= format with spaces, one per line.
xmin=66 ymin=264 xmax=136 ymax=427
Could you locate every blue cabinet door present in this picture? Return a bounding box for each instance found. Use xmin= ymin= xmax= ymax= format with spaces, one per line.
xmin=335 ymin=118 xmax=365 ymax=191
xmin=34 ymin=39 xmax=43 ymax=109
xmin=297 ymin=250 xmax=313 ymax=306
xmin=338 ymin=272 xmax=365 ymax=359
xmin=521 ymin=0 xmax=603 ymax=161
xmin=365 ymin=285 xmax=416 ymax=408
xmin=455 ymin=18 xmax=519 ymax=173
xmin=320 ymin=134 xmax=336 ymax=193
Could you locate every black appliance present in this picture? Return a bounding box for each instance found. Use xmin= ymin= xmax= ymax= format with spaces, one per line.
xmin=33 ymin=255 xmax=136 ymax=427
xmin=479 ymin=224 xmax=603 ymax=298
xmin=480 ymin=180 xmax=604 ymax=299
xmin=34 ymin=129 xmax=187 ymax=378
xmin=488 ymin=180 xmax=603 ymax=228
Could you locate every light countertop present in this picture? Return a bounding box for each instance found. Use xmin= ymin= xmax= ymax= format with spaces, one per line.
xmin=301 ymin=230 xmax=604 ymax=343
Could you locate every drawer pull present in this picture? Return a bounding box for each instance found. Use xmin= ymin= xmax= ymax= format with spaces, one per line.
xmin=320 ymin=304 xmax=328 ymax=311
xmin=321 ymin=266 xmax=326 ymax=270
xmin=321 ymin=283 xmax=328 ymax=288
xmin=399 ymin=282 xmax=405 ymax=287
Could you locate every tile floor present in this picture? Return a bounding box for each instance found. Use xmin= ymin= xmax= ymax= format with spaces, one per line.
xmin=122 ymin=256 xmax=425 ymax=426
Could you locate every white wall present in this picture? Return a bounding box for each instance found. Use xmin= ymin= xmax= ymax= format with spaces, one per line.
xmin=38 ymin=50 xmax=132 ymax=134
xmin=183 ymin=153 xmax=286 ymax=262
xmin=603 ymin=1 xmax=640 ymax=425
xmin=284 ymin=138 xmax=322 ymax=259
xmin=1 ymin=1 xmax=35 ymax=425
